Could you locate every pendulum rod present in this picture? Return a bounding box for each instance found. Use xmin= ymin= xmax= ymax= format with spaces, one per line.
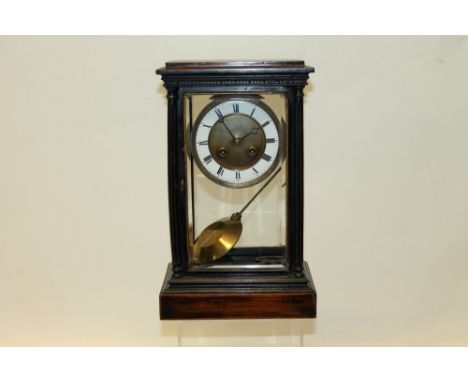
xmin=238 ymin=167 xmax=282 ymax=216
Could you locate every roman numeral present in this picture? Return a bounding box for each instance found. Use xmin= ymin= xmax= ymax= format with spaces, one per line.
xmin=266 ymin=138 xmax=276 ymax=144
xmin=235 ymin=171 xmax=241 ymax=180
xmin=250 ymin=107 xmax=256 ymax=116
xmin=203 ymin=155 xmax=213 ymax=164
xmin=217 ymin=166 xmax=224 ymax=177
xmin=202 ymin=124 xmax=212 ymax=128
xmin=262 ymin=153 xmax=272 ymax=162
xmin=252 ymin=167 xmax=259 ymax=175
xmin=198 ymin=140 xmax=208 ymax=145
xmin=233 ymin=103 xmax=239 ymax=113
xmin=215 ymin=108 xmax=223 ymax=119
xmin=260 ymin=121 xmax=271 ymax=128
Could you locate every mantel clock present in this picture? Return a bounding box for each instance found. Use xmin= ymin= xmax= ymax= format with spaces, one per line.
xmin=157 ymin=60 xmax=316 ymax=319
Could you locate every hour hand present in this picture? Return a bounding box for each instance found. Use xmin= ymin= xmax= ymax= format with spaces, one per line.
xmin=238 ymin=126 xmax=260 ymax=143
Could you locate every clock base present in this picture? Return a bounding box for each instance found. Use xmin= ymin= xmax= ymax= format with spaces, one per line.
xmin=159 ymin=262 xmax=316 ymax=320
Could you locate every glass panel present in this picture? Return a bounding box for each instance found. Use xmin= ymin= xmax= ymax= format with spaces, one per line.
xmin=185 ymin=93 xmax=288 ymax=270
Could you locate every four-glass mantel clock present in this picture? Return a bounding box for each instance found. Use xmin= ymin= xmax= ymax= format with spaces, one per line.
xmin=157 ymin=60 xmax=316 ymax=319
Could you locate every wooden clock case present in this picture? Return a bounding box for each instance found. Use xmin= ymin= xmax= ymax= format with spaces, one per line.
xmin=157 ymin=60 xmax=316 ymax=320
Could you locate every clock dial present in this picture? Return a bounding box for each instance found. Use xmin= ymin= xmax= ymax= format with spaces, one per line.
xmin=192 ymin=99 xmax=281 ymax=188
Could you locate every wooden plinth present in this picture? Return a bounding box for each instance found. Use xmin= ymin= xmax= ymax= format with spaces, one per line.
xmin=159 ymin=262 xmax=316 ymax=320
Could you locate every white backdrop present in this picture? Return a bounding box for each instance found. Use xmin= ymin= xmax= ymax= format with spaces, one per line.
xmin=0 ymin=36 xmax=467 ymax=345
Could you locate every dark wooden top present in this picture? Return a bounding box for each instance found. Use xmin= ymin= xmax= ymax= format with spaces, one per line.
xmin=157 ymin=59 xmax=314 ymax=75
xmin=166 ymin=60 xmax=305 ymax=68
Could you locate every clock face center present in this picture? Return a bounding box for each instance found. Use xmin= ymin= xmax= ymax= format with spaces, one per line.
xmin=209 ymin=114 xmax=265 ymax=171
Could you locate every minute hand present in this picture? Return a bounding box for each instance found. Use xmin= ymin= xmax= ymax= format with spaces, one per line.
xmin=219 ymin=119 xmax=237 ymax=141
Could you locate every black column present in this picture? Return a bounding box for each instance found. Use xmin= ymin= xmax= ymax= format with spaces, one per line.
xmin=166 ymin=87 xmax=188 ymax=276
xmin=287 ymin=86 xmax=305 ymax=277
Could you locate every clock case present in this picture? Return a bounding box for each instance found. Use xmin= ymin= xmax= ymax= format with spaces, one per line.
xmin=157 ymin=60 xmax=316 ymax=319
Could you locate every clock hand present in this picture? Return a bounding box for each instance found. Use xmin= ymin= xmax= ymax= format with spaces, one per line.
xmin=219 ymin=118 xmax=237 ymax=141
xmin=238 ymin=126 xmax=260 ymax=143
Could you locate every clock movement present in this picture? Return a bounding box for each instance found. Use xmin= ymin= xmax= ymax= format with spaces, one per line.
xmin=157 ymin=60 xmax=316 ymax=319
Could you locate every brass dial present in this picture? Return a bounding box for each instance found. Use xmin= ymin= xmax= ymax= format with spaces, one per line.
xmin=209 ymin=113 xmax=266 ymax=170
